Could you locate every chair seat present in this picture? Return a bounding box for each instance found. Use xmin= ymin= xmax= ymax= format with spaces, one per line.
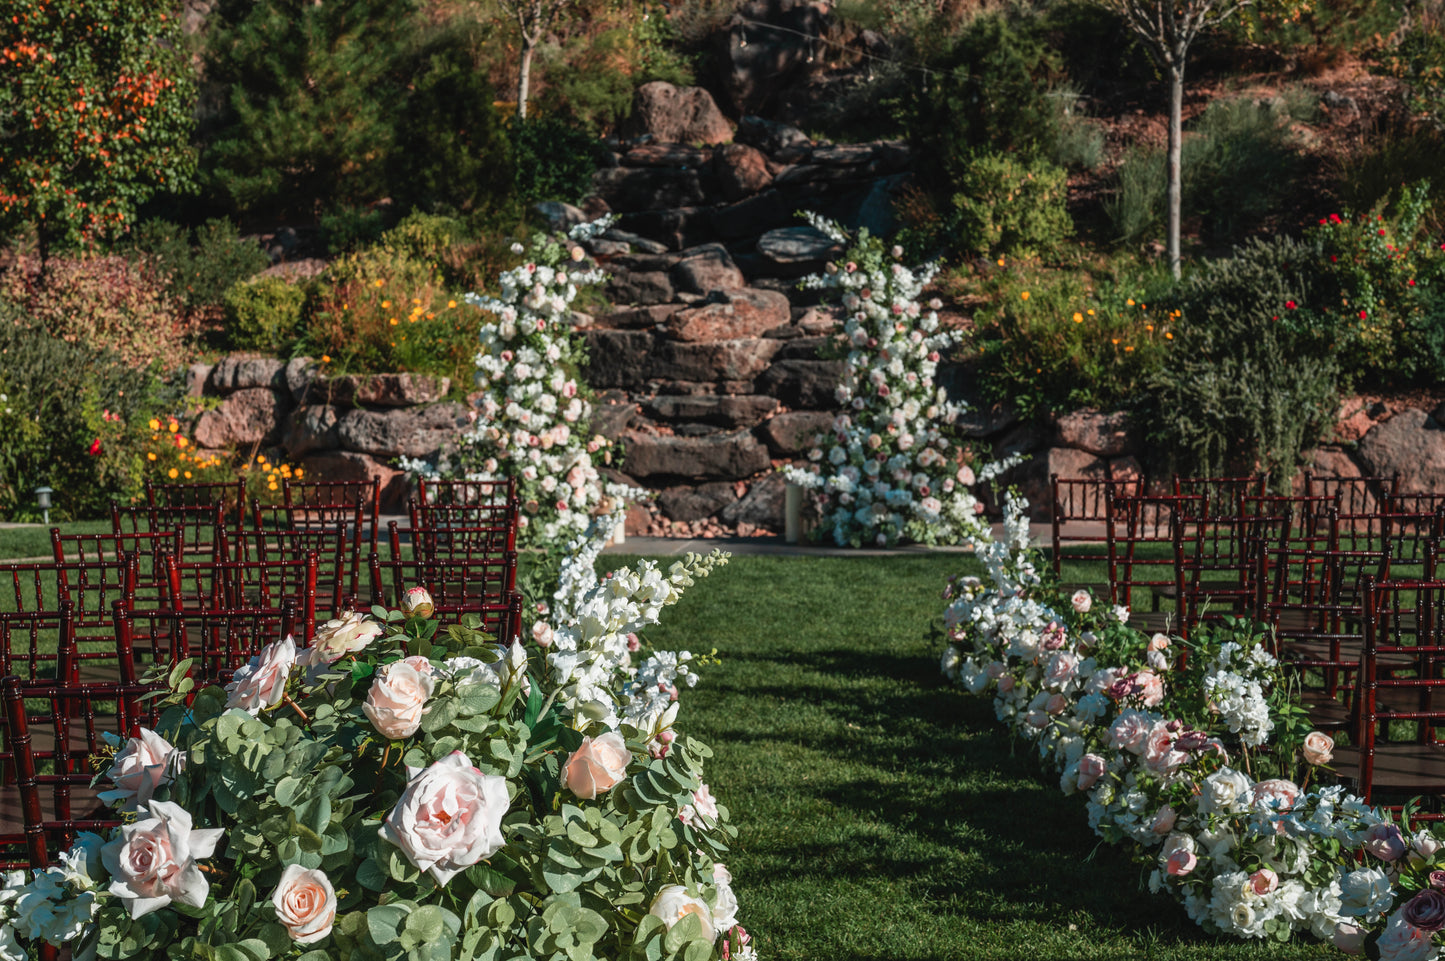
xmin=1334 ymin=743 xmax=1445 ymax=791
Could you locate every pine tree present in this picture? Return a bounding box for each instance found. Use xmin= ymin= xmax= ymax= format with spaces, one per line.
xmin=200 ymin=0 xmax=419 ymax=219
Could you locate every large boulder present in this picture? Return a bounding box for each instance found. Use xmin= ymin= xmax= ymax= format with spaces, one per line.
xmin=735 ymin=115 xmax=812 ymax=157
xmin=336 ymin=403 xmax=469 ymax=459
xmin=620 ymin=82 xmax=733 ymax=146
xmin=621 ymin=429 xmax=771 ymax=480
xmin=720 ymin=471 xmax=788 ymax=530
xmin=209 ymin=356 xmax=285 ymax=392
xmin=644 ymin=394 xmax=779 ymax=428
xmin=658 ymin=481 xmax=738 ymax=522
xmin=713 ymin=143 xmax=774 ymax=202
xmin=299 ymin=451 xmax=408 ymax=509
xmin=1356 ymin=408 xmax=1445 ymax=494
xmin=193 ymin=388 xmax=289 ymax=448
xmin=280 ymin=404 xmax=341 ymax=458
xmin=592 ymin=167 xmax=705 ymax=212
xmin=756 ymin=226 xmax=843 ymax=272
xmin=671 ymin=244 xmax=746 ymax=295
xmin=605 ymin=270 xmax=675 ymax=307
xmin=757 ymin=410 xmax=832 ymax=456
xmin=1055 ymin=409 xmax=1136 ymax=457
xmin=755 ymin=359 xmax=845 ymax=409
xmin=584 ymin=330 xmax=655 ymax=389
xmin=666 ymin=288 xmax=790 ymax=342
xmin=650 ymin=338 xmax=781 ymax=382
xmin=323 ymin=373 xmax=451 ymax=408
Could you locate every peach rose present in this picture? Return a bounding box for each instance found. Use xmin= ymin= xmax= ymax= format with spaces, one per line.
xmin=1249 ymin=868 xmax=1279 ymax=896
xmin=225 ymin=636 xmax=296 ymax=714
xmin=302 ymin=612 xmax=382 ymax=666
xmin=1302 ymin=730 xmax=1335 ymax=766
xmin=272 ymin=864 xmax=336 ymax=944
xmin=1150 ymin=805 xmax=1177 ymax=835
xmin=1071 ymin=590 xmax=1092 ymax=613
xmin=99 ymin=728 xmax=183 ymax=812
xmin=563 ymin=732 xmax=631 ymax=800
xmin=1134 ymin=670 xmax=1165 ymax=708
xmin=1165 ymin=847 xmax=1197 ymax=877
xmin=101 ymin=800 xmax=224 ymax=919
xmin=648 ymin=886 xmax=715 ymax=943
xmin=379 ymin=752 xmax=509 ymax=884
xmin=1077 ymin=754 xmax=1107 ymax=791
xmin=363 ymin=661 xmax=436 ymax=740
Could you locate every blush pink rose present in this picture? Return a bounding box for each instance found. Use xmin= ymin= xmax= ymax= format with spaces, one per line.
xmin=1134 ymin=670 xmax=1165 ymax=708
xmin=100 ymin=800 xmax=224 ymax=918
xmin=1148 ymin=633 xmax=1171 ymax=652
xmin=1109 ymin=713 xmax=1151 ymax=753
xmin=1250 ymin=868 xmax=1279 ymax=896
xmin=1333 ymin=922 xmax=1365 ymax=955
xmin=1302 ymin=730 xmax=1335 ymax=766
xmin=1077 ymin=754 xmax=1107 ymax=790
xmin=649 ymin=885 xmax=715 ymax=942
xmin=99 ymin=728 xmax=183 ymax=812
xmin=302 ymin=612 xmax=383 ymax=667
xmin=563 ymin=732 xmax=631 ymax=800
xmin=1045 ymin=693 xmax=1068 ymax=715
xmin=1071 ymin=590 xmax=1092 ymax=613
xmin=1165 ymin=847 xmax=1197 ymax=877
xmin=1150 ymin=805 xmax=1177 ymax=835
xmin=272 ymin=864 xmax=337 ymax=944
xmin=1252 ymin=778 xmax=1302 ymax=814
xmin=225 ymin=636 xmax=297 ymax=714
xmin=679 ymin=783 xmax=719 ymax=828
xmin=363 ymin=660 xmax=436 ymax=740
xmin=379 ymin=752 xmax=509 ymax=885
xmin=1365 ymin=823 xmax=1408 ymax=862
xmin=997 ymin=675 xmax=1016 ymax=694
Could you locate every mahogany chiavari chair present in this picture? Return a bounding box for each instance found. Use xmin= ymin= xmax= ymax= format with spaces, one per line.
xmin=408 ymin=499 xmax=519 ymax=542
xmin=112 ymin=501 xmax=226 ymax=560
xmin=415 ymin=477 xmax=517 ymax=508
xmin=1176 ymin=507 xmax=1290 ymax=638
xmin=1 ymin=557 xmax=138 ymax=681
xmin=1173 ymin=475 xmax=1268 ymax=519
xmin=116 ymin=598 xmax=303 ymax=688
xmin=369 ymin=523 xmax=515 ymax=604
xmin=145 ymin=478 xmax=247 ymax=530
xmin=1389 ymin=492 xmax=1445 ymax=516
xmin=1049 ymin=474 xmax=1144 ymax=583
xmin=1106 ymin=493 xmax=1203 ymax=631
xmin=51 ymin=527 xmax=182 ymax=609
xmin=240 ymin=503 xmax=354 ymax=615
xmin=162 ymin=550 xmax=318 ymax=638
xmin=1 ymin=675 xmax=162 ymax=870
xmin=1305 ymin=471 xmax=1399 ymax=553
xmin=283 ymin=477 xmax=381 ymax=558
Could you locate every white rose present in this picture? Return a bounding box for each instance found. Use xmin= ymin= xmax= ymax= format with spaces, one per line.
xmin=363 ymin=661 xmax=436 ymax=740
xmin=99 ymin=728 xmax=183 ymax=811
xmin=225 ymin=636 xmax=296 ymax=714
xmin=1071 ymin=590 xmax=1092 ymax=613
xmin=1200 ymin=767 xmax=1254 ymax=815
xmin=101 ymin=800 xmax=224 ymax=919
xmin=711 ymin=863 xmax=739 ymax=932
xmin=379 ymin=752 xmax=509 ymax=884
xmin=272 ymin=864 xmax=337 ymax=944
xmin=1339 ymin=867 xmax=1394 ymax=919
xmin=648 ymin=885 xmax=715 ymax=942
xmin=302 ymin=612 xmax=382 ymax=666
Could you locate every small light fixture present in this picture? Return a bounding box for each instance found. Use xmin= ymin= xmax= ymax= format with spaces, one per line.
xmin=34 ymin=486 xmax=53 ymax=526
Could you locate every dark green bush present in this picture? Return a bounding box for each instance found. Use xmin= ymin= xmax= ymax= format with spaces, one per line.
xmin=949 ymin=153 xmax=1073 ymax=258
xmin=222 ymin=276 xmax=309 ymax=353
xmin=319 ymin=205 xmax=390 ymax=256
xmin=1333 ymin=123 xmax=1445 ymax=233
xmin=128 ymin=218 xmax=271 ymax=309
xmin=511 ymin=118 xmax=608 ymax=207
xmin=1139 ymin=236 xmax=1339 ymax=486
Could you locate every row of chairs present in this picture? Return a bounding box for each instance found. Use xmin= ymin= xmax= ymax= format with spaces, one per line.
xmin=1 ymin=478 xmax=527 ymax=873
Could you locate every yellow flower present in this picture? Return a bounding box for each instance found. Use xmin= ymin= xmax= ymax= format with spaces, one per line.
xmin=382 ymin=300 xmax=391 ymax=309
xmin=176 ymin=436 xmax=187 ymax=448
xmin=168 ymin=468 xmax=178 ymax=479
xmin=295 ymin=469 xmax=304 ymax=479
xmin=389 ymin=318 xmax=398 ymax=326
xmin=257 ymin=455 xmax=267 ymax=464
xmin=168 ymin=421 xmax=179 ymax=433
xmin=183 ymin=471 xmax=192 ymax=479
xmin=1127 ymin=299 xmax=1135 ymax=306
xmin=373 ymin=279 xmax=384 ymax=288
xmin=1020 ymin=291 xmax=1030 ymax=301
xmin=997 ymin=257 xmax=1006 ymax=267
xmin=268 ymin=482 xmax=278 ymax=491
xmin=148 ymin=418 xmax=160 ymax=431
xmin=447 ymin=300 xmax=457 ymax=309
xmin=146 ymin=452 xmax=156 ymax=461
xmin=1087 ymin=309 xmax=1095 ymax=316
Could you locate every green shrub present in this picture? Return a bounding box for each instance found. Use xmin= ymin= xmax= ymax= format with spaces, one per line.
xmin=1139 ymin=236 xmax=1339 ymax=487
xmin=1333 ymin=123 xmax=1445 ymax=233
xmin=1371 ymin=16 xmax=1445 ymax=128
xmin=128 ymin=218 xmax=271 ymax=309
xmin=511 ymin=117 xmax=607 ymax=207
xmin=319 ymin=205 xmax=390 ymax=255
xmin=0 ymin=320 xmax=174 ymax=521
xmin=949 ymin=153 xmax=1073 ymax=258
xmin=223 ymin=276 xmax=309 ymax=353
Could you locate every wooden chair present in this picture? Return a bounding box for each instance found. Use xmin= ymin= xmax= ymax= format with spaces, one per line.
xmin=1049 ymin=474 xmax=1143 ymax=582
xmin=416 ymin=477 xmax=516 ymax=508
xmin=162 ymin=551 xmax=318 ymax=639
xmin=239 ymin=504 xmax=354 ymax=615
xmin=116 ymin=599 xmax=303 ymax=688
xmin=369 ymin=523 xmax=517 ymax=609
xmin=112 ymin=502 xmax=226 ymax=560
xmin=1390 ymin=492 xmax=1445 ymax=516
xmin=146 ymin=479 xmax=247 ymax=530
xmin=1107 ymin=493 xmax=1202 ymax=631
xmin=408 ymin=500 xmax=519 ymax=545
xmin=1177 ymin=507 xmax=1288 ymax=637
xmin=51 ymin=527 xmax=181 ymax=609
xmin=0 ymin=675 xmax=160 ymax=870
xmin=1 ymin=558 xmax=137 ymax=682
xmin=1173 ymin=475 xmax=1268 ymax=519
xmin=283 ymin=477 xmax=381 ymax=556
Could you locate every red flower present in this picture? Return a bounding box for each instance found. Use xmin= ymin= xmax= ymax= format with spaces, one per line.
xmin=87 ymin=437 xmax=101 ymax=456
xmin=1409 ymin=279 xmax=1417 ymax=287
xmin=1360 ymin=310 xmax=1368 ymax=320
xmin=1285 ymin=301 xmax=1297 ymax=310
xmin=1378 ymin=228 xmax=1387 ymax=236
xmin=1330 ymin=255 xmax=1338 ymax=262
xmin=1330 ymin=214 xmax=1342 ymax=224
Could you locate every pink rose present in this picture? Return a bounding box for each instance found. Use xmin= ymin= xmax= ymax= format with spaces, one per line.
xmin=1077 ymin=754 xmax=1106 ymax=790
xmin=1071 ymin=590 xmax=1092 ymax=613
xmin=1165 ymin=847 xmax=1197 ymax=877
xmin=379 ymin=752 xmax=509 ymax=884
xmin=563 ymin=732 xmax=631 ymax=800
xmin=985 ymin=662 xmax=1007 ymax=680
xmin=1429 ymin=870 xmax=1445 ymax=890
xmin=363 ymin=660 xmax=436 ymax=740
xmin=649 ymin=885 xmax=715 ymax=942
xmin=1134 ymin=670 xmax=1165 ymax=707
xmin=1143 ymin=724 xmax=1185 ymax=775
xmin=1365 ymin=822 xmax=1407 ymax=861
xmin=99 ymin=728 xmax=183 ymax=811
xmin=272 ymin=864 xmax=337 ymax=944
xmin=302 ymin=612 xmax=382 ymax=666
xmin=1302 ymin=730 xmax=1335 ymax=766
xmin=1333 ymin=922 xmax=1365 ymax=955
xmin=1045 ymin=693 xmax=1068 ymax=715
xmin=997 ymin=675 xmax=1016 ymax=694
xmin=1150 ymin=805 xmax=1177 ymax=835
xmin=101 ymin=800 xmax=224 ymax=918
xmin=679 ymin=783 xmax=719 ymax=827
xmin=1252 ymin=778 xmax=1301 ymax=815
xmin=1403 ymin=890 xmax=1445 ymax=932
xmin=401 ymin=587 xmax=434 ymax=619
xmin=1148 ymin=633 xmax=1171 ymax=652
xmin=1109 ymin=713 xmax=1151 ymax=753
xmin=225 ymin=636 xmax=296 ymax=714
xmin=532 ymin=620 xmax=555 ymax=649
xmin=1412 ymin=833 xmax=1443 ymax=866
xmin=1250 ymin=868 xmax=1279 ymax=896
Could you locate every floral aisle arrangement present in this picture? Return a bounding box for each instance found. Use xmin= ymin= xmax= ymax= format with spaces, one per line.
xmin=940 ymin=494 xmax=1445 ymax=959
xmin=1 ymin=554 xmax=758 ymax=961
xmin=782 ymin=215 xmax=1020 ymax=548
xmin=402 ymin=219 xmax=621 ymax=547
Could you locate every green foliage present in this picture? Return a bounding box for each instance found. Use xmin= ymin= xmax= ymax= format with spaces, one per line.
xmin=390 ymin=26 xmax=514 ymax=215
xmin=0 ymin=320 xmax=174 ymax=521
xmin=1139 ymin=236 xmax=1340 ymax=486
xmin=319 ymin=205 xmax=390 ymax=256
xmin=913 ymin=13 xmax=1064 ymax=188
xmin=542 ymin=21 xmax=694 ymax=136
xmin=0 ymin=0 xmax=197 ymax=255
xmin=1106 ymin=96 xmax=1300 ymax=246
xmin=1372 ymin=16 xmax=1445 ymax=129
xmin=128 ymin=218 xmax=271 ymax=309
xmin=201 ymin=0 xmax=419 ymax=218
xmin=223 ymin=276 xmax=309 ymax=353
xmin=948 ymin=153 xmax=1073 ymax=258
xmin=1 ymin=255 xmax=191 ymax=371
xmin=1334 ymin=122 xmax=1445 ymax=233
xmin=511 ymin=117 xmax=608 ymax=207
xmin=1237 ymin=0 xmax=1405 ymax=56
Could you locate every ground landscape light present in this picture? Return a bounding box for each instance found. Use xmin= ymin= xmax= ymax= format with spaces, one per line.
xmin=33 ymin=486 xmax=53 ymax=525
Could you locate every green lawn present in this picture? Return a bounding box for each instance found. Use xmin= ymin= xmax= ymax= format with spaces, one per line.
xmin=0 ymin=521 xmax=112 ymax=562
xmin=616 ymin=552 xmax=1333 ymax=961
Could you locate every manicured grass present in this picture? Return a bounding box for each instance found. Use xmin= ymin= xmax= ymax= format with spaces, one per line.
xmin=612 ymin=552 xmax=1332 ymax=961
xmin=0 ymin=521 xmax=112 ymax=562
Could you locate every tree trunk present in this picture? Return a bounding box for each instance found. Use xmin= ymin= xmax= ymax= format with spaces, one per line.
xmin=517 ymin=35 xmax=535 ymax=121
xmin=1166 ymin=64 xmax=1185 ymax=280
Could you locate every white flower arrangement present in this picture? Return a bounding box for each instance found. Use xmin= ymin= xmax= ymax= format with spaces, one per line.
xmin=940 ymin=493 xmax=1445 ymax=955
xmin=785 ymin=214 xmax=1009 ymax=548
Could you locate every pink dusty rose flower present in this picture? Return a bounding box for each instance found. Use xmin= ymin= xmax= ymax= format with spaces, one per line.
xmin=302 ymin=612 xmax=382 ymax=666
xmin=532 ymin=620 xmax=555 ymax=649
xmin=1143 ymin=724 xmax=1185 ymax=775
xmin=272 ymin=864 xmax=337 ymax=944
xmin=99 ymin=728 xmax=183 ymax=811
xmin=1077 ymin=754 xmax=1107 ymax=790
xmin=1109 ymin=713 xmax=1151 ymax=753
xmin=1071 ymin=590 xmax=1092 ymax=613
xmin=1365 ymin=823 xmax=1408 ymax=861
xmin=225 ymin=636 xmax=297 ymax=714
xmin=379 ymin=752 xmax=509 ymax=885
xmin=1404 ymin=890 xmax=1445 ymax=932
xmin=1249 ymin=868 xmax=1279 ymax=896
xmin=1302 ymin=730 xmax=1335 ymax=766
xmin=563 ymin=732 xmax=631 ymax=799
xmin=401 ymin=587 xmax=434 ymax=619
xmin=1333 ymin=922 xmax=1365 ymax=955
xmin=1148 ymin=633 xmax=1171 ymax=652
xmin=649 ymin=885 xmax=715 ymax=942
xmin=997 ymin=675 xmax=1016 ymax=693
xmin=1165 ymin=847 xmax=1197 ymax=877
xmin=1045 ymin=693 xmax=1068 ymax=715
xmin=101 ymin=800 xmax=224 ymax=918
xmin=363 ymin=660 xmax=436 ymax=740
xmin=1149 ymin=805 xmax=1177 ymax=835
xmin=1134 ymin=670 xmax=1165 ymax=707
xmin=1252 ymin=778 xmax=1301 ymax=814
xmin=1429 ymin=870 xmax=1445 ymax=890
xmin=679 ymin=783 xmax=719 ymax=827
xmin=1412 ymin=833 xmax=1444 ymax=867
